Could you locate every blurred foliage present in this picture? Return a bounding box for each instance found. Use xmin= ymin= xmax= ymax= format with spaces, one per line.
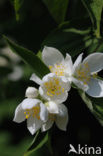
xmin=82 ymin=0 xmax=103 ymax=38
xmin=4 ymin=36 xmax=49 ymax=78
xmin=42 ymin=0 xmax=69 ymax=24
xmin=1 ymin=0 xmax=103 ymax=156
xmin=14 ymin=0 xmax=24 ymax=20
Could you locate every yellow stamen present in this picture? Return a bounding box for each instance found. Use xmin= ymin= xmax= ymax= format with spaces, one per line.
xmin=26 ymin=114 xmax=29 ymax=119
xmin=49 ymin=63 xmax=66 ymax=76
xmin=24 ymin=106 xmax=40 ymax=120
xmin=44 ymin=77 xmax=64 ymax=97
xmin=76 ymin=63 xmax=91 ymax=85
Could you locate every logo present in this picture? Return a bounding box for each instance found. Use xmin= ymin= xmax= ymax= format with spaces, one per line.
xmin=68 ymin=144 xmax=102 ymax=155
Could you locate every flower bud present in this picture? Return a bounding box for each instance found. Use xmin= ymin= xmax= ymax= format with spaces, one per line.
xmin=25 ymin=87 xmax=38 ymax=98
xmin=45 ymin=101 xmax=59 ymax=114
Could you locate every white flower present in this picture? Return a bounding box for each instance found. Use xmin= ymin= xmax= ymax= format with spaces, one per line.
xmin=25 ymin=87 xmax=39 ymax=98
xmin=41 ymin=102 xmax=69 ymax=131
xmin=71 ymin=53 xmax=103 ymax=97
xmin=42 ymin=46 xmax=103 ymax=98
xmin=42 ymin=46 xmax=73 ymax=78
xmin=30 ymin=73 xmax=71 ymax=103
xmin=13 ymin=98 xmax=48 ymax=135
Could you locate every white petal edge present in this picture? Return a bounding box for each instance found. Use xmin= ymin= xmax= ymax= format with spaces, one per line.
xmin=41 ymin=120 xmax=54 ymax=132
xmin=73 ymin=53 xmax=83 ymax=71
xmin=86 ymin=78 xmax=103 ymax=97
xmin=21 ymin=98 xmax=41 ymax=110
xmin=54 ymin=91 xmax=68 ymax=104
xmin=42 ymin=46 xmax=64 ymax=66
xmin=39 ymin=86 xmax=44 ymax=97
xmin=13 ymin=104 xmax=25 ymax=123
xmin=72 ymin=77 xmax=89 ymax=91
xmin=61 ymin=76 xmax=71 ymax=91
xmin=27 ymin=116 xmax=43 ymax=135
xmin=42 ymin=73 xmax=56 ymax=82
xmin=63 ymin=53 xmax=73 ymax=75
xmin=40 ymin=102 xmax=48 ymax=121
xmin=83 ymin=53 xmax=103 ymax=74
xmin=30 ymin=73 xmax=42 ymax=85
xmin=55 ymin=104 xmax=69 ymax=131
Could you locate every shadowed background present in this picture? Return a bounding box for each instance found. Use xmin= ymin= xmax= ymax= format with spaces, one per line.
xmin=0 ymin=0 xmax=103 ymax=156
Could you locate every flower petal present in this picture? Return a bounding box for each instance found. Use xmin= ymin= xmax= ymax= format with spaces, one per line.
xmin=63 ymin=53 xmax=73 ymax=76
xmin=39 ymin=73 xmax=70 ymax=103
xmin=83 ymin=53 xmax=103 ymax=74
xmin=27 ymin=116 xmax=42 ymax=135
xmin=55 ymin=92 xmax=68 ymax=103
xmin=73 ymin=53 xmax=83 ymax=71
xmin=86 ymin=78 xmax=103 ymax=97
xmin=13 ymin=104 xmax=25 ymax=123
xmin=40 ymin=102 xmax=48 ymax=121
xmin=21 ymin=98 xmax=41 ymax=110
xmin=39 ymin=86 xmax=44 ymax=97
xmin=41 ymin=120 xmax=54 ymax=132
xmin=61 ymin=76 xmax=71 ymax=91
xmin=42 ymin=46 xmax=64 ymax=66
xmin=72 ymin=77 xmax=89 ymax=91
xmin=55 ymin=104 xmax=69 ymax=131
xmin=42 ymin=73 xmax=55 ymax=82
xmin=46 ymin=101 xmax=59 ymax=114
xmin=30 ymin=73 xmax=42 ymax=85
xmin=25 ymin=87 xmax=39 ymax=98
xmin=39 ymin=86 xmax=68 ymax=103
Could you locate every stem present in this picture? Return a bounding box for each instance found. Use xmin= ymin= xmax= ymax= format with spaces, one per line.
xmin=46 ymin=131 xmax=53 ymax=156
xmin=95 ymin=21 xmax=101 ymax=38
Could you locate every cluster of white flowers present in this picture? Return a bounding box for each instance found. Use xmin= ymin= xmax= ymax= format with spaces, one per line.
xmin=13 ymin=46 xmax=103 ymax=135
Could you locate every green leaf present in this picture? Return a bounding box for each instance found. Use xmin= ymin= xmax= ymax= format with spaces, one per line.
xmin=4 ymin=36 xmax=49 ymax=79
xmin=42 ymin=20 xmax=92 ymax=58
xmin=86 ymin=37 xmax=103 ymax=54
xmin=79 ymin=90 xmax=103 ymax=126
xmin=59 ymin=17 xmax=91 ymax=30
xmin=86 ymin=38 xmax=99 ymax=53
xmin=81 ymin=0 xmax=103 ymax=38
xmin=42 ymin=0 xmax=69 ymax=24
xmin=14 ymin=0 xmax=24 ymax=20
xmin=24 ymin=131 xmax=48 ymax=156
xmin=10 ymin=0 xmax=14 ymax=4
xmin=37 ymin=51 xmax=42 ymax=60
xmin=91 ymin=98 xmax=103 ymax=125
xmin=78 ymin=90 xmax=93 ymax=112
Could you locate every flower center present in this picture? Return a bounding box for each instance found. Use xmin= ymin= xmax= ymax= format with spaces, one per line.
xmin=24 ymin=106 xmax=40 ymax=119
xmin=76 ymin=63 xmax=91 ymax=85
xmin=49 ymin=63 xmax=65 ymax=76
xmin=44 ymin=77 xmax=64 ymax=97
